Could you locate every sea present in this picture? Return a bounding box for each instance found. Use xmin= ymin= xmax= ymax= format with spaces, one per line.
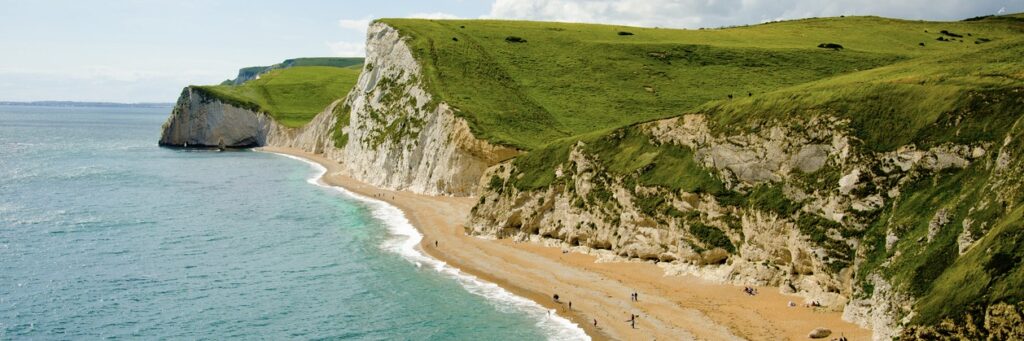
xmin=0 ymin=104 xmax=587 ymax=340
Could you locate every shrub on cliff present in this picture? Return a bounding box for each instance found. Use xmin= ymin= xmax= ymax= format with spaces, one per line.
xmin=689 ymin=222 xmax=736 ymax=253
xmin=817 ymin=43 xmax=844 ymax=50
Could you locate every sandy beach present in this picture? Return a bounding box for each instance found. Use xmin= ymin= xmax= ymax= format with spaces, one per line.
xmin=261 ymin=146 xmax=872 ymax=341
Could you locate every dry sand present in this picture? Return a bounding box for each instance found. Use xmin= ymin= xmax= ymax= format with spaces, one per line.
xmin=261 ymin=147 xmax=872 ymax=341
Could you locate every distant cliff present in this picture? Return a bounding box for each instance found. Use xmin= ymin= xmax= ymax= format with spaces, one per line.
xmin=160 ymin=23 xmax=514 ymax=195
xmin=224 ymin=57 xmax=364 ymax=85
xmin=158 ymin=87 xmax=280 ymax=148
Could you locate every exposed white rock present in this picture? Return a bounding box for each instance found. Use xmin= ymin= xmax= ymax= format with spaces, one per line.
xmin=843 ymin=274 xmax=913 ymax=341
xmin=957 ymin=218 xmax=978 ymax=255
xmin=808 ymin=327 xmax=832 ymax=338
xmin=926 ymin=208 xmax=951 ymax=243
xmin=792 ymin=144 xmax=830 ymax=173
xmin=838 ymin=169 xmax=860 ymax=195
xmin=159 ymin=88 xmax=280 ymax=148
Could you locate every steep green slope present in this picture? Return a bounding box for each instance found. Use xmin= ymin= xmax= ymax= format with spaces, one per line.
xmin=195 ymin=66 xmax=361 ymax=128
xmin=468 ymin=14 xmax=1024 ymax=337
xmin=381 ymin=15 xmax=1020 ymax=150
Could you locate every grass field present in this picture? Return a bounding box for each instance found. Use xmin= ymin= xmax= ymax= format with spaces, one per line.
xmin=196 ymin=66 xmax=361 ymax=128
xmin=380 ymin=15 xmax=1022 ymax=150
xmin=278 ymin=57 xmax=364 ymax=68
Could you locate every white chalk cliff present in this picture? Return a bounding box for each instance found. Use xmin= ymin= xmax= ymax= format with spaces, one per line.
xmin=159 ymin=22 xmax=516 ymax=195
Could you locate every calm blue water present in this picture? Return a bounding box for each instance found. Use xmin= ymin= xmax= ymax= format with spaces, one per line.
xmin=0 ymin=105 xmax=583 ymax=340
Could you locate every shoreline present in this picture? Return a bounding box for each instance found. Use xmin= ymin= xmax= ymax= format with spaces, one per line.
xmin=261 ymin=146 xmax=872 ymax=340
xmin=271 ymin=151 xmax=589 ymax=340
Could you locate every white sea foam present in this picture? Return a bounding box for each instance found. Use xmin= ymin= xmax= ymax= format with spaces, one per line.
xmin=273 ymin=152 xmax=590 ymax=341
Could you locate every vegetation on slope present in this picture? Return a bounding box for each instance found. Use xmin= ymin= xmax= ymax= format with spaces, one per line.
xmin=704 ymin=35 xmax=1024 ymax=153
xmin=195 ymin=66 xmax=361 ymax=128
xmin=276 ymin=57 xmax=364 ymax=68
xmin=380 ymin=15 xmax=1020 ymax=150
xmin=223 ymin=57 xmax=364 ymax=85
xmin=470 ymin=14 xmax=1024 ymax=334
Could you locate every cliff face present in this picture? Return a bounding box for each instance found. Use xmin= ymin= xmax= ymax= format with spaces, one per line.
xmin=159 ymin=23 xmax=515 ymax=195
xmin=158 ymin=87 xmax=280 ymax=148
xmin=467 ymin=113 xmax=996 ymax=340
xmin=320 ymin=23 xmax=517 ymax=195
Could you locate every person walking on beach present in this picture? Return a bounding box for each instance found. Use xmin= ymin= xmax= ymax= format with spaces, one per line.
xmin=593 ymin=319 xmax=597 ymax=327
xmin=553 ymin=293 xmax=560 ymax=303
xmin=434 ymin=240 xmax=438 ymax=247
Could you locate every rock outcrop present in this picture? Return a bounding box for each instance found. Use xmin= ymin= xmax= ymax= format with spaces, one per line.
xmin=467 ymin=113 xmax=990 ymax=339
xmin=159 ymin=87 xmax=279 ymax=148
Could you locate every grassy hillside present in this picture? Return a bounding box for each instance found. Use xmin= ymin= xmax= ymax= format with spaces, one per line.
xmin=195 ymin=66 xmax=361 ymax=128
xmin=702 ymin=34 xmax=1024 ymax=153
xmin=462 ymin=14 xmax=1024 ymax=336
xmin=279 ymin=57 xmax=364 ymax=68
xmin=380 ymin=15 xmax=1021 ymax=150
xmin=223 ymin=57 xmax=365 ymax=85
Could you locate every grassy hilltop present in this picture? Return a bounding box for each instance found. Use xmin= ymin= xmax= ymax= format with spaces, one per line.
xmin=378 ymin=14 xmax=1024 ymax=336
xmin=380 ymin=15 xmax=1021 ymax=150
xmin=195 ymin=65 xmax=362 ymax=128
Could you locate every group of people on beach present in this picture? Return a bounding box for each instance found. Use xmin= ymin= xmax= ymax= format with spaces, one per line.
xmin=550 ymin=290 xmax=644 ymax=331
xmin=371 ymin=192 xmax=394 ymax=200
xmin=743 ymin=286 xmax=759 ymax=296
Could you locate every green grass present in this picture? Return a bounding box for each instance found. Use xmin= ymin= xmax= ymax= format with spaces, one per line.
xmin=464 ymin=14 xmax=1024 ymax=331
xmin=331 ymin=102 xmax=352 ymax=148
xmin=279 ymin=57 xmax=364 ymax=68
xmin=379 ymin=15 xmax=1021 ymax=150
xmin=584 ymin=127 xmax=724 ymax=193
xmin=690 ymin=222 xmax=736 ymax=253
xmin=703 ymin=35 xmax=1024 ymax=152
xmin=195 ymin=66 xmax=361 ymax=128
xmin=508 ymin=126 xmax=726 ymax=192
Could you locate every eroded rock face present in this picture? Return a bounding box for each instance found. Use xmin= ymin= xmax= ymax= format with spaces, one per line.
xmin=900 ymin=302 xmax=1024 ymax=340
xmin=159 ymin=23 xmax=515 ymax=196
xmin=468 ymin=113 xmax=986 ymax=340
xmin=158 ymin=88 xmax=278 ymax=148
xmin=317 ymin=23 xmax=518 ymax=195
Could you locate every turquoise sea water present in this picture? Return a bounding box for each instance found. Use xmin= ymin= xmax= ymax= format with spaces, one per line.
xmin=0 ymin=105 xmax=585 ymax=340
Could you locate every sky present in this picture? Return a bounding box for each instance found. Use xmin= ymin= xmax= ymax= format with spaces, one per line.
xmin=0 ymin=0 xmax=1020 ymax=103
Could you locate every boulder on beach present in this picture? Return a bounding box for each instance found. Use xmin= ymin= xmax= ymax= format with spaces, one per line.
xmin=808 ymin=327 xmax=832 ymax=338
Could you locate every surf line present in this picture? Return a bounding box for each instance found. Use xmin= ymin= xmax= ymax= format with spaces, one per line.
xmin=269 ymin=152 xmax=589 ymax=341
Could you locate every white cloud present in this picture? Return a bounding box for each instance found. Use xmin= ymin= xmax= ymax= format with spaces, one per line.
xmin=485 ymin=0 xmax=1019 ymax=29
xmin=330 ymin=16 xmax=375 ymax=57
xmin=328 ymin=12 xmax=461 ymax=58
xmin=326 ymin=41 xmax=366 ymax=57
xmin=338 ymin=16 xmax=373 ymax=33
xmin=407 ymin=12 xmax=462 ymax=19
